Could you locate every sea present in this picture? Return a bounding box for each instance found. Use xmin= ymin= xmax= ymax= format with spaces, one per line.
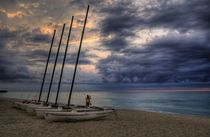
xmin=1 ymin=82 xmax=210 ymax=117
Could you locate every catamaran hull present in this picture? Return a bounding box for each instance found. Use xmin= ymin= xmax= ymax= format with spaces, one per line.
xmin=13 ymin=102 xmax=34 ymax=111
xmin=25 ymin=104 xmax=43 ymax=113
xmin=44 ymin=110 xmax=113 ymax=122
xmin=35 ymin=108 xmax=64 ymax=118
xmin=13 ymin=102 xmax=24 ymax=110
xmin=35 ymin=107 xmax=93 ymax=118
xmin=26 ymin=105 xmax=37 ymax=113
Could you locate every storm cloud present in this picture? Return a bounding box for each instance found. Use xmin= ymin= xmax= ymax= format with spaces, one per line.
xmin=0 ymin=25 xmax=52 ymax=82
xmin=24 ymin=29 xmax=51 ymax=43
xmin=1 ymin=0 xmax=210 ymax=84
xmin=97 ymin=33 xmax=210 ymax=83
xmin=100 ymin=1 xmax=139 ymax=51
xmin=140 ymin=0 xmax=210 ymax=31
xmin=0 ymin=40 xmax=31 ymax=82
xmin=100 ymin=0 xmax=210 ymax=51
xmin=97 ymin=0 xmax=210 ymax=83
xmin=0 ymin=57 xmax=31 ymax=81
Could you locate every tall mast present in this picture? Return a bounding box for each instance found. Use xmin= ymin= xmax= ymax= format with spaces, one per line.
xmin=46 ymin=24 xmax=65 ymax=104
xmin=38 ymin=30 xmax=56 ymax=103
xmin=55 ymin=17 xmax=74 ymax=106
xmin=68 ymin=5 xmax=90 ymax=106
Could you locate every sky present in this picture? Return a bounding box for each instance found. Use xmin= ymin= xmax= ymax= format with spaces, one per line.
xmin=0 ymin=0 xmax=210 ymax=87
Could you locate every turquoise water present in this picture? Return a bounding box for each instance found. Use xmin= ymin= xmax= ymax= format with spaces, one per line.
xmin=1 ymin=82 xmax=210 ymax=117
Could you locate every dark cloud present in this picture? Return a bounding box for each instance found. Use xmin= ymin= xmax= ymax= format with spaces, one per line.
xmin=97 ymin=0 xmax=210 ymax=83
xmin=0 ymin=41 xmax=31 ymax=82
xmin=69 ymin=0 xmax=105 ymax=10
xmin=0 ymin=25 xmax=52 ymax=82
xmin=0 ymin=0 xmax=18 ymax=10
xmin=0 ymin=25 xmax=52 ymax=45
xmin=139 ymin=0 xmax=210 ymax=32
xmin=0 ymin=27 xmax=18 ymax=40
xmin=28 ymin=46 xmax=93 ymax=66
xmin=0 ymin=57 xmax=31 ymax=81
xmin=25 ymin=33 xmax=51 ymax=43
xmin=97 ymin=33 xmax=210 ymax=83
xmin=1 ymin=0 xmax=210 ymax=84
xmin=65 ymin=51 xmax=92 ymax=65
xmin=23 ymin=28 xmax=52 ymax=43
xmin=100 ymin=1 xmax=139 ymax=51
xmin=100 ymin=1 xmax=138 ymax=37
xmin=99 ymin=0 xmax=210 ymax=51
xmin=102 ymin=37 xmax=128 ymax=51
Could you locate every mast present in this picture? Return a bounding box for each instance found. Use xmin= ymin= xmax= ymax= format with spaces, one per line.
xmin=38 ymin=30 xmax=56 ymax=103
xmin=55 ymin=16 xmax=74 ymax=106
xmin=46 ymin=24 xmax=65 ymax=104
xmin=68 ymin=5 xmax=90 ymax=106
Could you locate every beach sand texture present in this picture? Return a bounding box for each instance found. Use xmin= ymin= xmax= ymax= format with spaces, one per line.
xmin=0 ymin=97 xmax=210 ymax=137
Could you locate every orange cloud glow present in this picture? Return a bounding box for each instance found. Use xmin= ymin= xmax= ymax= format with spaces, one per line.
xmin=69 ymin=32 xmax=100 ymax=46
xmin=40 ymin=23 xmax=59 ymax=34
xmin=0 ymin=9 xmax=26 ymax=18
xmin=96 ymin=51 xmax=110 ymax=59
xmin=84 ymin=34 xmax=100 ymax=43
xmin=80 ymin=64 xmax=96 ymax=73
xmin=41 ymin=26 xmax=54 ymax=34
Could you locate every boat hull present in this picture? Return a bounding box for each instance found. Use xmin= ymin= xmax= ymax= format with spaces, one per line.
xmin=35 ymin=107 xmax=94 ymax=118
xmin=35 ymin=107 xmax=64 ymax=118
xmin=13 ymin=102 xmax=37 ymax=111
xmin=44 ymin=109 xmax=113 ymax=122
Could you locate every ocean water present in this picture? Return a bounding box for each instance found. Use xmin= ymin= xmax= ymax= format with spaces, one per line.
xmin=1 ymin=82 xmax=210 ymax=117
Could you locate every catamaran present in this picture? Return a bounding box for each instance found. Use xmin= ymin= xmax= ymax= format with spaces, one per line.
xmin=45 ymin=107 xmax=113 ymax=122
xmin=34 ymin=16 xmax=75 ymax=117
xmin=38 ymin=5 xmax=114 ymax=121
xmin=14 ymin=5 xmax=114 ymax=121
xmin=15 ymin=21 xmax=67 ymax=113
xmin=13 ymin=26 xmax=56 ymax=111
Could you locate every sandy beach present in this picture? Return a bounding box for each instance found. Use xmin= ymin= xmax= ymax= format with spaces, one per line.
xmin=0 ymin=97 xmax=210 ymax=137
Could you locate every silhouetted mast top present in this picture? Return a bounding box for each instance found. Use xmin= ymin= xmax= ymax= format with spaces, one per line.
xmin=38 ymin=30 xmax=56 ymax=103
xmin=68 ymin=5 xmax=90 ymax=106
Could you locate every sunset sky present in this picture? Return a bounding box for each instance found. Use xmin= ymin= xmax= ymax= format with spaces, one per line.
xmin=0 ymin=0 xmax=210 ymax=86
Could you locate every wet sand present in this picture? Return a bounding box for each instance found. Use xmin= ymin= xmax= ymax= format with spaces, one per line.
xmin=0 ymin=97 xmax=210 ymax=137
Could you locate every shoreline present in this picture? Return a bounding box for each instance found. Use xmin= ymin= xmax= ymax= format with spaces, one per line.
xmin=0 ymin=97 xmax=210 ymax=137
xmin=0 ymin=96 xmax=210 ymax=119
xmin=2 ymin=96 xmax=210 ymax=119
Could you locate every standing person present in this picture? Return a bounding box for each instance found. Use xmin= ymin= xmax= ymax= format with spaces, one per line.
xmin=86 ymin=94 xmax=91 ymax=107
